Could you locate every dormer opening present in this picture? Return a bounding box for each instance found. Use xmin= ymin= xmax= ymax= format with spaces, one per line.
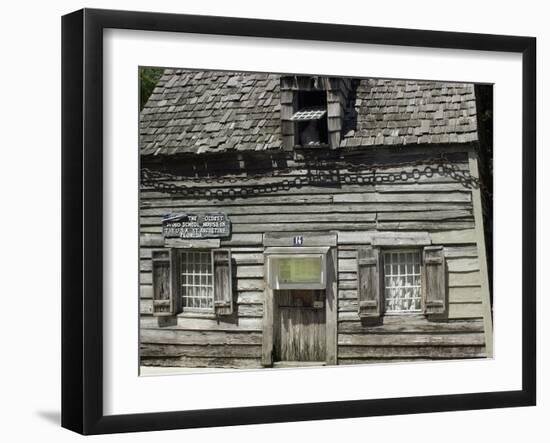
xmin=280 ymin=75 xmax=349 ymax=151
xmin=292 ymin=90 xmax=328 ymax=147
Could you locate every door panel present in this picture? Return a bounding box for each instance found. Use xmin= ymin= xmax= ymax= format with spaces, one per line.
xmin=275 ymin=290 xmax=326 ymax=362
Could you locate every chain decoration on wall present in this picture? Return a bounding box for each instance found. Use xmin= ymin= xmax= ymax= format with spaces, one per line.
xmin=141 ymin=154 xmax=481 ymax=200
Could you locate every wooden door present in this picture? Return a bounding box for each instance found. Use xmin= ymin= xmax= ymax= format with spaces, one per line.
xmin=275 ymin=290 xmax=326 ymax=362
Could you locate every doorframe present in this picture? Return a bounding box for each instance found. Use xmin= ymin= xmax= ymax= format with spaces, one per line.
xmin=261 ymin=232 xmax=338 ymax=367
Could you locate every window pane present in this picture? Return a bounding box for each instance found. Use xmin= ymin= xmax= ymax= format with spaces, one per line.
xmin=181 ymin=250 xmax=214 ymax=310
xmin=273 ymin=256 xmax=322 ymax=285
xmin=383 ymin=250 xmax=422 ymax=313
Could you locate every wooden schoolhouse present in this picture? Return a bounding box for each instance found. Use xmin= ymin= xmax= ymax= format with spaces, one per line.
xmin=139 ymin=69 xmax=493 ymax=369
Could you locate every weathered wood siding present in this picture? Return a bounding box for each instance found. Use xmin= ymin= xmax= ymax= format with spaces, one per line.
xmin=337 ymin=244 xmax=486 ymax=364
xmin=139 ymin=148 xmax=488 ymax=367
xmin=140 ymin=241 xmax=265 ymax=369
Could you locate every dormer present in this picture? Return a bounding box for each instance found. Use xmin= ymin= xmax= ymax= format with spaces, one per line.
xmin=280 ymin=75 xmax=351 ymax=151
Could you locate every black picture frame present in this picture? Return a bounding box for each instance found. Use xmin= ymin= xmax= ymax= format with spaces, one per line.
xmin=61 ymin=8 xmax=536 ymax=435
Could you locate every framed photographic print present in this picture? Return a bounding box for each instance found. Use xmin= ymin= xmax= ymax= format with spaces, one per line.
xmin=61 ymin=8 xmax=536 ymax=435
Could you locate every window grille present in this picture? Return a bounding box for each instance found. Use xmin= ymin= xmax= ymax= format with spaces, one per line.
xmin=180 ymin=250 xmax=213 ymax=310
xmin=290 ymin=107 xmax=327 ymax=121
xmin=383 ymin=250 xmax=422 ymax=313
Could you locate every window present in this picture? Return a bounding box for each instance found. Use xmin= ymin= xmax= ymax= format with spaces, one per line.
xmin=150 ymin=247 xmax=233 ymax=317
xmin=180 ymin=250 xmax=214 ymax=310
xmin=292 ymin=90 xmax=328 ymax=146
xmin=383 ymin=250 xmax=422 ymax=313
xmin=357 ymin=245 xmax=446 ymax=320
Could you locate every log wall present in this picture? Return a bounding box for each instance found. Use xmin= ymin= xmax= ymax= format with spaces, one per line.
xmin=139 ymin=148 xmax=489 ymax=368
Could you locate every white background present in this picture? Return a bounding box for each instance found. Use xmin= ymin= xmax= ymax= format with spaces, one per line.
xmin=0 ymin=0 xmax=546 ymax=442
xmin=104 ymin=29 xmax=523 ymax=415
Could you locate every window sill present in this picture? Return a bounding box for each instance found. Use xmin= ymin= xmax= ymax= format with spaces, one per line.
xmin=294 ymin=143 xmax=330 ymax=150
xmin=178 ymin=310 xmax=217 ymax=319
xmin=384 ymin=311 xmax=424 ymax=316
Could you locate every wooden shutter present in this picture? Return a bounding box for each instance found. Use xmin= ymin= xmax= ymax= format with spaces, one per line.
xmin=280 ymin=79 xmax=296 ymax=151
xmin=357 ymin=247 xmax=382 ymax=319
xmin=423 ymin=246 xmax=447 ymax=317
xmin=212 ymin=249 xmax=233 ymax=316
xmin=151 ymin=249 xmax=178 ymax=316
xmin=326 ymin=87 xmax=342 ymax=149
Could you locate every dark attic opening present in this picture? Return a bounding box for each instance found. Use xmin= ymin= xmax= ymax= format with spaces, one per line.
xmin=293 ymin=90 xmax=328 ymax=147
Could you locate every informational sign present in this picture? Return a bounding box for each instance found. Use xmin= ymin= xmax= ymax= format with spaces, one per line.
xmin=162 ymin=213 xmax=231 ymax=239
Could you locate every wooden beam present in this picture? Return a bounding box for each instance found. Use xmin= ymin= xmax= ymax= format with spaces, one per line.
xmin=372 ymin=232 xmax=431 ymax=246
xmin=338 ymin=332 xmax=485 ymax=346
xmin=261 ymin=259 xmax=274 ymax=366
xmin=468 ymin=151 xmax=493 ymax=357
xmin=164 ymin=238 xmax=220 ymax=249
xmin=325 ymin=247 xmax=338 ymax=365
xmin=430 ymin=229 xmax=476 ymax=245
xmin=263 ymin=231 xmax=337 ymax=247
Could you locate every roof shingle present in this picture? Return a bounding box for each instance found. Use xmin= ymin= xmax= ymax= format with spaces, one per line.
xmin=140 ymin=69 xmax=478 ymax=156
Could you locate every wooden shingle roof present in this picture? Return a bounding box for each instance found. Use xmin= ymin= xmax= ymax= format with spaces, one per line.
xmin=140 ymin=69 xmax=478 ymax=156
